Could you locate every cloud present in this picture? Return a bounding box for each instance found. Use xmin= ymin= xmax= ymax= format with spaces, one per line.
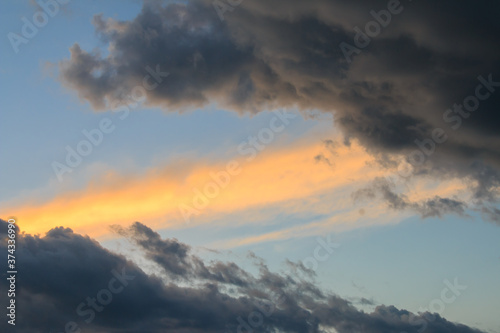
xmin=480 ymin=206 xmax=500 ymax=225
xmin=57 ymin=0 xmax=500 ymax=206
xmin=1 ymin=138 xmax=389 ymax=237
xmin=112 ymin=221 xmax=253 ymax=286
xmin=0 ymin=219 xmax=486 ymax=332
xmin=353 ymin=177 xmax=468 ymax=218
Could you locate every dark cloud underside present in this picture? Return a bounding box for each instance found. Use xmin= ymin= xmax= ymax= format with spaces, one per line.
xmin=0 ymin=220 xmax=486 ymax=332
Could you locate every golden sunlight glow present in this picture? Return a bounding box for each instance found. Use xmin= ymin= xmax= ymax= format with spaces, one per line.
xmin=2 ymin=138 xmax=385 ymax=238
xmin=2 ymin=134 xmax=467 ymax=241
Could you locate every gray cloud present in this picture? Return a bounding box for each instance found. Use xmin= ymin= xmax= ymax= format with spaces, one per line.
xmin=57 ymin=0 xmax=500 ymax=209
xmin=0 ymin=220 xmax=486 ymax=332
xmin=314 ymin=139 xmax=339 ymax=167
xmin=480 ymin=206 xmax=500 ymax=225
xmin=353 ymin=177 xmax=468 ymax=218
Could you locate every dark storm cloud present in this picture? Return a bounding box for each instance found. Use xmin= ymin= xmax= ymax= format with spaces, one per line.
xmin=353 ymin=177 xmax=467 ymax=218
xmin=57 ymin=0 xmax=500 ymax=208
xmin=0 ymin=220 xmax=486 ymax=332
xmin=112 ymin=222 xmax=253 ymax=286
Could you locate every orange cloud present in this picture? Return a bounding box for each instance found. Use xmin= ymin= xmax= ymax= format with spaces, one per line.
xmin=1 ymin=138 xmax=387 ymax=238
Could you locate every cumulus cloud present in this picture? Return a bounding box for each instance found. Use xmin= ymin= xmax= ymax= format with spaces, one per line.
xmin=57 ymin=0 xmax=500 ymax=209
xmin=0 ymin=219 xmax=486 ymax=332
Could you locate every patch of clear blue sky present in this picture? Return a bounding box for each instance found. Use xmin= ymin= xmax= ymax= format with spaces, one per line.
xmin=0 ymin=0 xmax=143 ymax=199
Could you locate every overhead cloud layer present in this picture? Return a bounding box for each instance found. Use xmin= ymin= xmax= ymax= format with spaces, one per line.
xmin=58 ymin=0 xmax=500 ymax=213
xmin=0 ymin=219 xmax=485 ymax=332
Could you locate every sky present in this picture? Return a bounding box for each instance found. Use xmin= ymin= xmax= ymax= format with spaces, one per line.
xmin=0 ymin=0 xmax=499 ymax=332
